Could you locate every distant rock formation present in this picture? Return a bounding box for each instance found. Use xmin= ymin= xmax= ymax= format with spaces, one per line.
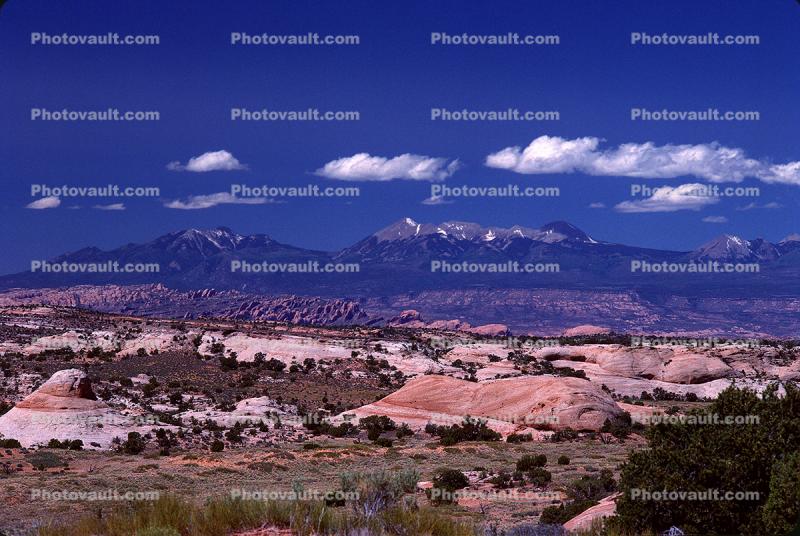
xmin=0 ymin=285 xmax=369 ymax=326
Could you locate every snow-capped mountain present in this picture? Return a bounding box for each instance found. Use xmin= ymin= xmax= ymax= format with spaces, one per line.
xmin=688 ymin=235 xmax=782 ymax=262
xmin=0 ymin=220 xmax=796 ymax=295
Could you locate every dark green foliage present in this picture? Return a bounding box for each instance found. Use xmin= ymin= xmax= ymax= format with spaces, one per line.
xmin=526 ymin=467 xmax=552 ymax=487
xmin=506 ymin=432 xmax=533 ymax=443
xmin=359 ymin=415 xmax=397 ymax=441
xmin=557 ymin=455 xmax=570 ymax=465
xmin=516 ymin=454 xmax=547 ymax=471
xmin=120 ymin=432 xmax=146 ymax=454
xmin=209 ymin=439 xmax=224 ymax=452
xmin=611 ymin=383 xmax=800 ymax=536
xmin=424 ymin=416 xmax=502 ymax=446
xmin=46 ymin=438 xmax=83 ymax=450
xmin=540 ymin=500 xmax=598 ymax=525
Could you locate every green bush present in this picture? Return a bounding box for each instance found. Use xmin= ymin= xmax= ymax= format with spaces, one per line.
xmin=425 ymin=417 xmax=501 ymax=445
xmin=120 ymin=432 xmax=146 ymax=454
xmin=557 ymin=455 xmax=570 ymax=465
xmin=526 ymin=467 xmax=552 ymax=487
xmin=611 ymin=383 xmax=800 ymax=536
xmin=210 ymin=439 xmax=224 ymax=452
xmin=516 ymin=454 xmax=547 ymax=471
xmin=428 ymin=468 xmax=469 ymax=504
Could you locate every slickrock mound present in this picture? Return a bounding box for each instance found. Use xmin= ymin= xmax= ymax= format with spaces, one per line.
xmin=467 ymin=323 xmax=510 ymax=337
xmin=0 ymin=369 xmax=143 ymax=448
xmin=342 ymin=375 xmax=624 ymax=434
xmin=534 ymin=345 xmax=734 ymax=385
xmin=387 ymin=309 xmax=508 ymax=335
xmin=563 ymin=325 xmax=611 ymax=337
xmin=179 ymin=396 xmax=298 ymax=429
xmin=563 ymin=493 xmax=619 ymax=533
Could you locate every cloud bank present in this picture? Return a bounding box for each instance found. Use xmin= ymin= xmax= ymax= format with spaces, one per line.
xmin=613 ymin=183 xmax=719 ymax=213
xmin=316 ymin=153 xmax=460 ymax=181
xmin=167 ymin=150 xmax=247 ymax=172
xmin=26 ymin=196 xmax=61 ymax=209
xmin=486 ymin=135 xmax=800 ymax=185
xmin=164 ymin=192 xmax=270 ymax=210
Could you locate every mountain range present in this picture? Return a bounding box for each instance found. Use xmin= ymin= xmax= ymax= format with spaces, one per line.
xmin=1 ymin=218 xmax=798 ymax=296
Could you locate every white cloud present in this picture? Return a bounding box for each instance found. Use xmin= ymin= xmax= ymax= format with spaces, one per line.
xmin=588 ymin=202 xmax=606 ymax=209
xmin=93 ymin=203 xmax=126 ymax=211
xmin=613 ymin=183 xmax=719 ymax=213
xmin=164 ymin=192 xmax=272 ymax=210
xmin=486 ymin=135 xmax=800 ymax=185
xmin=167 ymin=150 xmax=247 ymax=172
xmin=702 ymin=216 xmax=728 ymax=223
xmin=736 ymin=201 xmax=782 ymax=211
xmin=316 ymin=153 xmax=460 ymax=182
xmin=26 ymin=196 xmax=60 ymax=209
xmin=421 ymin=195 xmax=452 ymax=205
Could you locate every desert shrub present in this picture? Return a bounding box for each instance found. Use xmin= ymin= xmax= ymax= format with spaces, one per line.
xmin=358 ymin=415 xmax=396 ymax=441
xmin=209 ymin=439 xmax=224 ymax=452
xmin=567 ymin=469 xmax=616 ymax=502
xmin=762 ymin=450 xmax=800 ymax=534
xmin=120 ymin=432 xmax=146 ymax=455
xmin=395 ymin=423 xmax=414 ymax=439
xmin=557 ymin=455 xmax=570 ymax=465
xmin=540 ymin=500 xmax=598 ymax=525
xmin=526 ymin=468 xmax=552 ymax=487
xmin=428 ymin=468 xmax=469 ymax=504
xmin=425 ymin=416 xmax=501 ymax=445
xmin=0 ymin=438 xmax=22 ymax=448
xmin=611 ymin=383 xmax=800 ymax=536
xmin=264 ymin=358 xmax=286 ymax=372
xmin=340 ymin=468 xmax=419 ymax=517
xmin=550 ymin=428 xmax=578 ymax=442
xmin=516 ymin=454 xmax=547 ymax=471
xmin=488 ymin=471 xmax=514 ymax=489
xmin=46 ymin=439 xmax=83 ymax=451
xmin=506 ymin=432 xmax=533 ymax=443
xmin=600 ymin=411 xmax=642 ymax=439
xmin=374 ymin=437 xmax=393 ymax=448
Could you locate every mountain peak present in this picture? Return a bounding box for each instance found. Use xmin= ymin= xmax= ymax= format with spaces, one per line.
xmin=538 ymin=221 xmax=596 ymax=244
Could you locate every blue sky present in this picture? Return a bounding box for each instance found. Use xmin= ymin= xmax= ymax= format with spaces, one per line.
xmin=1 ymin=0 xmax=798 ymax=273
